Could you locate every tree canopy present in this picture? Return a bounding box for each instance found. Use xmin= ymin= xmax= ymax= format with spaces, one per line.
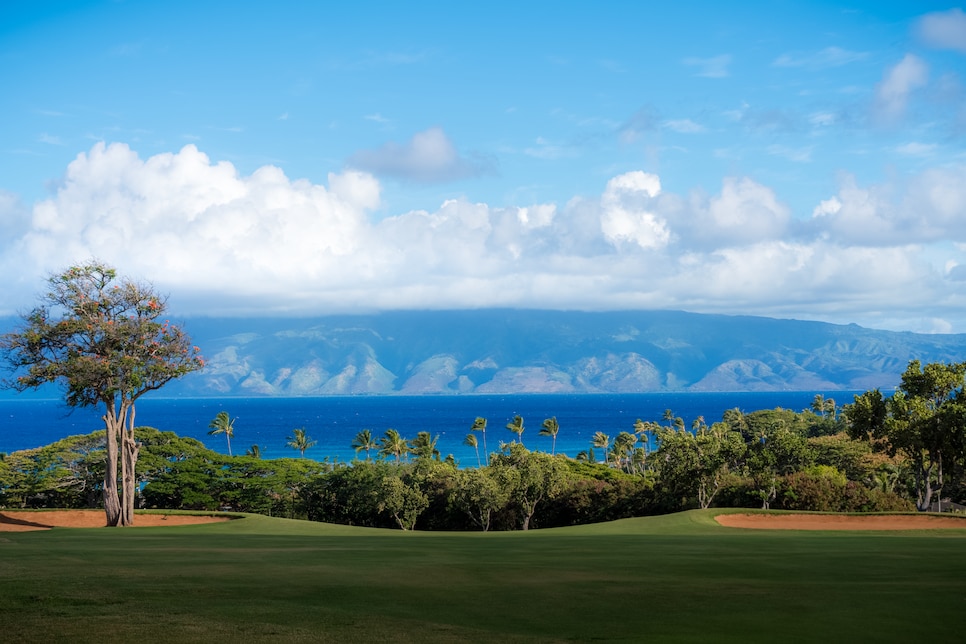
xmin=845 ymin=360 xmax=966 ymax=511
xmin=0 ymin=261 xmax=203 ymax=525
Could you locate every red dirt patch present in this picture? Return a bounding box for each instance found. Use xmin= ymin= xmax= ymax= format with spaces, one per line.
xmin=715 ymin=513 xmax=966 ymax=531
xmin=0 ymin=510 xmax=232 ymax=532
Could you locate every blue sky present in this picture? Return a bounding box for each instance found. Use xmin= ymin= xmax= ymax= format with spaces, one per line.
xmin=2 ymin=2 xmax=966 ymax=332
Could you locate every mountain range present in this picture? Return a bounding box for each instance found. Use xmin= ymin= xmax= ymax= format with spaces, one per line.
xmin=4 ymin=309 xmax=966 ymax=397
xmin=123 ymin=310 xmax=966 ymax=396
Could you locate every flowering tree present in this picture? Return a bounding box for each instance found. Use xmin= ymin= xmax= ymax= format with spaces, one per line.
xmin=0 ymin=261 xmax=204 ymax=526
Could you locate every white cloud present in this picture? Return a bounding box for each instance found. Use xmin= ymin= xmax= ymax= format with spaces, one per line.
xmin=812 ymin=196 xmax=841 ymax=219
xmin=682 ymin=54 xmax=732 ymax=78
xmin=708 ymin=178 xmax=789 ymax=240
xmin=673 ymin=177 xmax=790 ymax=248
xmin=0 ymin=190 xmax=29 ymax=247
xmin=812 ymin=166 xmax=966 ymax=244
xmin=5 ymin=143 xmax=966 ymax=332
xmin=14 ymin=143 xmax=376 ymax=310
xmin=347 ymin=127 xmax=493 ymax=183
xmin=872 ymin=54 xmax=928 ymax=125
xmin=599 ymin=171 xmax=669 ymax=250
xmin=916 ymin=8 xmax=966 ymax=53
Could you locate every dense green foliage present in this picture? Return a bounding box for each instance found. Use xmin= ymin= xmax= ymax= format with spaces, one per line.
xmin=0 ymin=402 xmax=917 ymax=530
xmin=2 ymin=511 xmax=966 ymax=642
xmin=844 ymin=360 xmax=966 ymax=510
xmin=14 ymin=359 xmax=966 ymax=527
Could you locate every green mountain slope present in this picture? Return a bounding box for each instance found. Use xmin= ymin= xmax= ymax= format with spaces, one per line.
xmin=57 ymin=309 xmax=964 ymax=396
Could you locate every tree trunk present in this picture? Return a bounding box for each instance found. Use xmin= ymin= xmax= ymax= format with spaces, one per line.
xmin=916 ymin=459 xmax=940 ymax=512
xmin=699 ymin=478 xmax=720 ymax=510
xmin=521 ymin=499 xmax=537 ymax=531
xmin=120 ymin=403 xmax=140 ymax=526
xmin=121 ymin=432 xmax=139 ymax=526
xmin=102 ymin=411 xmax=122 ymax=527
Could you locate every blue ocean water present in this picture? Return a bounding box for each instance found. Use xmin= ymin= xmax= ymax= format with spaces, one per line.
xmin=0 ymin=392 xmax=852 ymax=465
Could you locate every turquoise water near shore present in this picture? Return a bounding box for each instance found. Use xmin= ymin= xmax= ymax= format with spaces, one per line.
xmin=0 ymin=392 xmax=853 ymax=464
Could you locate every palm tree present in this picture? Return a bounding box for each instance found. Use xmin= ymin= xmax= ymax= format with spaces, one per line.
xmin=245 ymin=444 xmax=262 ymax=458
xmin=471 ymin=417 xmax=488 ymax=460
xmin=591 ymin=431 xmax=611 ymax=466
xmin=692 ymin=416 xmax=707 ymax=434
xmin=612 ymin=431 xmax=638 ymax=472
xmin=412 ymin=431 xmax=441 ymax=461
xmin=352 ymin=429 xmax=377 ymax=460
xmin=464 ymin=433 xmax=481 ymax=468
xmin=286 ymin=427 xmax=316 ymax=457
xmin=630 ymin=447 xmax=647 ymax=475
xmin=633 ymin=418 xmax=656 ymax=456
xmin=663 ymin=408 xmax=675 ymax=427
xmin=811 ymin=394 xmax=827 ymax=417
xmin=379 ymin=428 xmax=410 ymax=462
xmin=207 ymin=411 xmax=236 ymax=456
xmin=723 ymin=407 xmax=749 ymax=437
xmin=540 ymin=416 xmax=561 ymax=455
xmin=506 ymin=415 xmax=525 ymax=446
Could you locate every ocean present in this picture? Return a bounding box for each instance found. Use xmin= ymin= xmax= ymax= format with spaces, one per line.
xmin=0 ymin=392 xmax=852 ymax=465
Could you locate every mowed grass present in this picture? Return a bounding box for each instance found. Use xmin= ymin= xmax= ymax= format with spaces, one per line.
xmin=2 ymin=510 xmax=965 ymax=642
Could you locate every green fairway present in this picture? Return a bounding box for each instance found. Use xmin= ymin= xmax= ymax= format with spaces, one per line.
xmin=1 ymin=511 xmax=964 ymax=642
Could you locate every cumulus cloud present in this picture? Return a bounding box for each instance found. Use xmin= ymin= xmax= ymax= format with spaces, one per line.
xmin=346 ymin=127 xmax=494 ymax=183
xmin=0 ymin=190 xmax=30 ymax=249
xmin=810 ymin=166 xmax=966 ymax=245
xmin=916 ymin=8 xmax=966 ymax=53
xmin=13 ymin=143 xmax=378 ymax=311
xmin=674 ymin=178 xmax=791 ymax=248
xmin=812 ymin=196 xmax=842 ymax=219
xmin=872 ymin=54 xmax=928 ymax=125
xmin=599 ymin=172 xmax=669 ymax=250
xmin=4 ymin=142 xmax=966 ymax=332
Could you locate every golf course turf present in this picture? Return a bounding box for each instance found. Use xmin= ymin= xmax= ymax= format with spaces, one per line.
xmin=1 ymin=509 xmax=964 ymax=642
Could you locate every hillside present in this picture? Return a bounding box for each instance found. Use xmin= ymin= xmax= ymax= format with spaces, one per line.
xmin=4 ymin=309 xmax=965 ymax=397
xmin=4 ymin=309 xmax=950 ymax=396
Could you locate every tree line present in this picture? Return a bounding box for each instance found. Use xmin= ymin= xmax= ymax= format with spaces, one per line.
xmin=4 ymin=383 xmax=945 ymax=530
xmin=3 ymin=262 xmax=964 ymax=530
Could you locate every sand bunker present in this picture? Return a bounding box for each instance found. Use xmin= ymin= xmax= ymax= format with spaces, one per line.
xmin=0 ymin=509 xmax=232 ymax=532
xmin=715 ymin=513 xmax=966 ymax=530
